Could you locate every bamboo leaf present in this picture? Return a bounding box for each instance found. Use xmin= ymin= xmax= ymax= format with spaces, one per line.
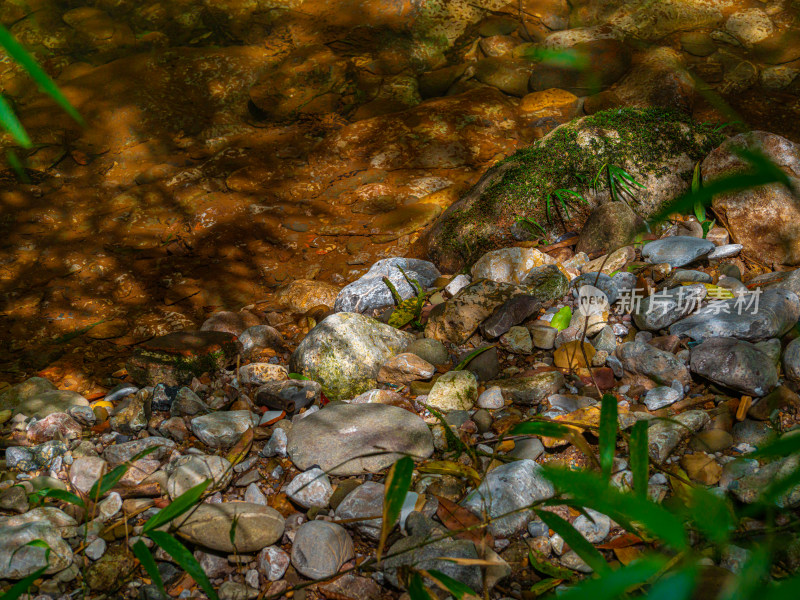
xmin=418 ymin=461 xmax=482 ymax=488
xmin=529 ymin=578 xmax=563 ymax=597
xmin=685 ymin=486 xmax=735 ymax=544
xmin=555 ymin=557 xmax=667 ymax=600
xmin=0 ymin=94 xmax=31 ymax=147
xmin=454 ymin=345 xmax=495 ymax=371
xmin=143 ymin=479 xmax=211 ymax=533
xmin=645 ymin=566 xmax=697 ymax=600
xmin=535 ymin=509 xmax=610 ymax=574
xmin=0 ymin=563 xmax=48 ymax=600
xmin=599 ymin=394 xmax=618 ymax=480
xmin=225 ymin=427 xmax=253 ymax=467
xmin=408 ymin=572 xmax=435 ymax=600
xmin=511 ymin=420 xmax=572 ymax=439
xmin=541 ymin=466 xmax=688 ymax=550
xmin=378 ymin=456 xmax=414 ymax=562
xmin=528 ymin=549 xmax=577 ymax=580
xmin=0 ymin=24 xmax=83 ymax=125
xmin=28 ymin=487 xmax=86 ymax=509
xmin=746 ymin=431 xmax=800 ymax=459
xmin=133 ymin=539 xmax=166 ymax=599
xmin=147 ymin=530 xmax=219 ymax=600
xmin=422 ymin=569 xmax=479 ymax=599
xmin=629 ymin=420 xmax=649 ymax=500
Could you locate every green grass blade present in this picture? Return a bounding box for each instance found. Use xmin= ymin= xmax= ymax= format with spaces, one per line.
xmin=0 ymin=24 xmax=83 ymax=126
xmin=511 ymin=421 xmax=572 ymax=439
xmin=0 ymin=564 xmax=48 ymax=600
xmin=645 ymin=566 xmax=697 ymax=600
xmin=28 ymin=487 xmax=86 ymax=509
xmin=378 ymin=456 xmax=414 ymax=562
xmin=132 ymin=539 xmax=166 ymax=599
xmin=143 ymin=479 xmax=211 ymax=533
xmin=685 ymin=486 xmax=735 ymax=545
xmin=599 ymin=394 xmax=618 ymax=480
xmin=528 ymin=549 xmax=578 ymax=580
xmin=408 ymin=572 xmax=435 ymax=600
xmin=147 ymin=530 xmax=219 ymax=600
xmin=746 ymin=431 xmax=800 ymax=459
xmin=454 ymin=345 xmax=495 ymax=371
xmin=541 ymin=466 xmax=688 ymax=550
xmin=535 ymin=509 xmax=610 ymax=574
xmin=5 ymin=149 xmax=30 ymax=182
xmin=0 ymin=94 xmax=31 ymax=148
xmin=556 ymin=557 xmax=667 ymax=600
xmin=629 ymin=420 xmax=649 ymax=500
xmin=425 ymin=569 xmax=477 ymax=599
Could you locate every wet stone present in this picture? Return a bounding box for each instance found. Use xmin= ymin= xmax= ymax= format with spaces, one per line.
xmin=126 ymin=331 xmax=242 ymax=386
xmin=641 ymin=236 xmax=715 ymax=268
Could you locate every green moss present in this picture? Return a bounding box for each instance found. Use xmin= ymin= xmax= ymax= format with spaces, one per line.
xmin=434 ymin=107 xmax=725 ymax=267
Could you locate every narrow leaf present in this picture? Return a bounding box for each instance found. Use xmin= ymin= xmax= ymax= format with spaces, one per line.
xmin=225 ymin=427 xmax=253 ymax=466
xmin=454 ymin=345 xmax=495 ymax=371
xmin=555 ymin=557 xmax=667 ymax=600
xmin=599 ymin=394 xmax=618 ymax=480
xmin=408 ymin=572 xmax=435 ymax=600
xmin=29 ymin=488 xmax=86 ymax=509
xmin=511 ymin=420 xmax=572 ymax=438
xmin=541 ymin=467 xmax=688 ymax=550
xmin=133 ymin=539 xmax=166 ymax=599
xmin=685 ymin=486 xmax=735 ymax=544
xmin=529 ymin=578 xmax=562 ymax=597
xmin=629 ymin=420 xmax=649 ymax=500
xmin=0 ymin=564 xmax=48 ymax=600
xmin=147 ymin=531 xmax=219 ymax=600
xmin=528 ymin=549 xmax=577 ymax=580
xmin=143 ymin=479 xmax=211 ymax=533
xmin=761 ymin=573 xmax=800 ymax=600
xmin=0 ymin=24 xmax=83 ymax=125
xmin=535 ymin=510 xmax=610 ymax=574
xmin=646 ymin=566 xmax=697 ymax=600
xmin=377 ymin=456 xmax=414 ymax=562
xmin=5 ymin=149 xmax=30 ymax=182
xmin=423 ymin=569 xmax=478 ymax=599
xmin=0 ymin=94 xmax=31 ymax=147
xmin=417 ymin=460 xmax=482 ymax=488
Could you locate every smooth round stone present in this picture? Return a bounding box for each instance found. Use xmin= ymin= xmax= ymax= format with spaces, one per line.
xmin=572 ymin=509 xmax=611 ymax=543
xmin=690 ymin=337 xmax=778 ymax=397
xmin=617 ymin=341 xmax=690 ymax=387
xmin=472 ymin=409 xmax=493 ymax=433
xmin=477 ymin=386 xmax=505 ymax=410
xmin=507 ymin=438 xmax=545 ymax=461
xmin=69 ymin=456 xmax=108 ymax=495
xmin=291 ymin=521 xmax=354 ymax=580
xmin=664 ymin=269 xmax=713 ymax=287
xmin=284 ymin=468 xmax=333 ymax=509
xmin=173 ymin=502 xmax=284 ymax=553
xmin=719 ymin=264 xmax=742 ymax=281
xmin=633 ymin=284 xmax=707 ymax=331
xmin=783 ymin=337 xmax=800 ymax=383
xmin=641 ymin=236 xmax=715 ymax=268
xmin=406 ymin=338 xmax=450 ymax=366
xmin=500 ymin=326 xmax=533 ymax=354
xmin=731 ymin=420 xmax=778 ymax=448
xmin=191 ymin=411 xmax=260 ymax=449
xmin=708 ymin=244 xmax=743 ymax=259
xmin=648 ymin=410 xmax=710 ymax=464
xmin=287 ymin=403 xmax=433 ymax=475
xmin=167 ymin=455 xmax=232 ymax=499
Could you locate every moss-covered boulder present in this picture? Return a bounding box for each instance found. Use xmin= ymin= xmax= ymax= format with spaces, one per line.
xmin=425 ymin=108 xmax=724 ymax=272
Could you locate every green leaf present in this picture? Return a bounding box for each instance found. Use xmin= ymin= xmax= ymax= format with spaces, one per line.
xmin=383 ymin=276 xmax=403 ymax=305
xmin=288 ymin=373 xmax=311 ymax=381
xmin=90 ymin=445 xmax=160 ymax=502
xmin=758 ymin=463 xmax=800 ymax=507
xmin=454 ymin=345 xmax=495 ymax=371
xmin=550 ymin=306 xmax=572 ymax=332
xmin=425 ymin=569 xmax=477 ymax=599
xmin=378 ymin=456 xmax=414 ymax=561
xmin=511 ymin=420 xmax=572 ymax=439
xmin=555 ymin=557 xmax=668 ymax=600
xmin=0 ymin=563 xmax=48 ymax=600
xmin=147 ymin=530 xmax=219 ymax=600
xmin=685 ymin=486 xmax=735 ymax=544
xmin=535 ymin=510 xmax=610 ymax=575
xmin=529 ymin=578 xmax=563 ymax=597
xmin=761 ymin=573 xmax=800 ymax=600
xmin=541 ymin=467 xmax=689 ymax=550
xmin=28 ymin=487 xmax=86 ymax=509
xmin=408 ymin=572 xmax=435 ymax=600
xmin=0 ymin=24 xmax=83 ymax=126
xmin=645 ymin=566 xmax=697 ymax=600
xmin=528 ymin=549 xmax=577 ymax=580
xmin=143 ymin=479 xmax=210 ymax=533
xmin=5 ymin=149 xmax=30 ymax=182
xmin=0 ymin=94 xmax=31 ymax=148
xmin=599 ymin=394 xmax=618 ymax=480
xmin=132 ymin=539 xmax=166 ymax=599
xmin=629 ymin=420 xmax=650 ymax=500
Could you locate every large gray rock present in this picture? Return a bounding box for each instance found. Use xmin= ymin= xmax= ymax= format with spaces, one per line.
xmin=166 ymin=455 xmax=233 ymax=500
xmin=290 ymin=312 xmax=414 ymax=400
xmin=669 ymin=289 xmax=800 ymax=342
xmin=0 ymin=376 xmax=89 ymax=418
xmin=616 ymin=341 xmax=690 ymax=386
xmin=291 ymin=521 xmax=354 ymax=580
xmin=633 ymin=285 xmax=707 ymax=331
xmin=173 ymin=502 xmax=284 ymax=553
xmin=0 ymin=510 xmax=75 ymax=579
xmin=704 ymin=131 xmax=800 ymax=267
xmin=462 ymin=459 xmax=554 ymax=537
xmin=691 ymin=338 xmax=778 ymax=397
xmin=784 ymin=337 xmax=800 ymax=384
xmin=103 ymin=437 xmax=175 ymax=467
xmin=641 ymin=236 xmax=715 ymax=268
xmin=334 ymin=258 xmax=440 ymax=313
xmin=287 ymin=403 xmax=434 ymax=475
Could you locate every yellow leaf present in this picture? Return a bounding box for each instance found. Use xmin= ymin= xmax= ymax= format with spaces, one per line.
xmin=225 ymin=427 xmax=253 ymax=466
xmin=418 ymin=461 xmax=482 ymax=488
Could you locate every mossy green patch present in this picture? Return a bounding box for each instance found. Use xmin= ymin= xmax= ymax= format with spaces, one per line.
xmin=429 ymin=107 xmax=725 ymax=270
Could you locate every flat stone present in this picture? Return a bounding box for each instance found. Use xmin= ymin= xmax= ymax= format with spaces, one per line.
xmin=426 ymin=371 xmax=478 ymax=412
xmin=290 ymin=312 xmax=414 ymax=400
xmin=708 ymin=244 xmax=743 ymax=259
xmin=644 ymin=386 xmax=683 ymax=410
xmin=616 ymin=341 xmax=690 ymax=386
xmin=0 ymin=518 xmax=73 ymax=578
xmin=285 ymin=468 xmax=333 ymax=509
xmin=378 ymin=353 xmax=435 ymax=385
xmin=26 ymin=412 xmax=83 ymax=443
xmin=648 ymin=410 xmax=710 ymax=463
xmin=572 ymin=508 xmax=611 ymax=543
xmin=287 ymin=403 xmax=433 ymax=475
xmin=69 ymin=456 xmax=108 ymax=495
xmin=103 ymin=437 xmax=175 ymax=467
xmin=167 ymin=455 xmax=233 ymax=499
xmin=291 ymin=521 xmax=354 ymax=580
xmin=691 ymin=337 xmax=778 ymax=397
xmin=191 ymin=411 xmax=259 ymax=449
xmin=633 ymin=285 xmax=707 ymax=331
xmin=488 ymin=372 xmax=565 ymax=405
xmin=641 ymin=236 xmax=715 ymax=268
xmin=334 ymin=481 xmax=385 ymax=540
xmin=462 ymin=459 xmax=554 ymax=537
xmin=333 ymin=258 xmax=440 ymax=313
xmin=4 ymin=385 xmax=89 ymax=419
xmin=238 ymin=363 xmax=288 ymax=385
xmin=481 ymin=295 xmax=542 ymax=338
xmin=126 ymin=331 xmax=242 ymax=386
xmin=173 ymin=502 xmax=284 ymax=553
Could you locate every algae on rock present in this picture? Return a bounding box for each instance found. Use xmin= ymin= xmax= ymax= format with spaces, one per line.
xmin=426 ymin=108 xmax=724 ymax=272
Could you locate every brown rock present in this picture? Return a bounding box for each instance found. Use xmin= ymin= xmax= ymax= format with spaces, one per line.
xmin=200 ymin=311 xmax=262 ymax=336
xmin=529 ymin=40 xmax=632 ymax=95
xmin=377 ymin=353 xmax=435 ymax=385
xmin=680 ymin=452 xmax=722 ymax=485
xmin=274 ymin=279 xmax=341 ymax=313
xmin=748 ymin=385 xmax=800 ymax=421
xmin=613 ymin=47 xmax=694 ymax=113
xmin=576 ymin=202 xmax=643 ymax=255
xmin=26 ymin=412 xmax=83 ymax=443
